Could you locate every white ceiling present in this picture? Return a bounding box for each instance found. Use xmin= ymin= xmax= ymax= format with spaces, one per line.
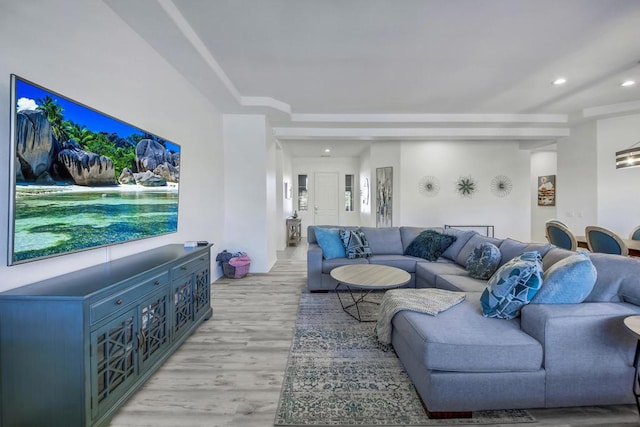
xmin=105 ymin=0 xmax=640 ymax=157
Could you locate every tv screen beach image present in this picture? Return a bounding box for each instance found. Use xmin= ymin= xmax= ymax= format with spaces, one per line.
xmin=9 ymin=76 xmax=180 ymax=264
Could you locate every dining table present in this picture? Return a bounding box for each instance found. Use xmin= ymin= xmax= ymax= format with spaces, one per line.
xmin=575 ymin=235 xmax=640 ymax=257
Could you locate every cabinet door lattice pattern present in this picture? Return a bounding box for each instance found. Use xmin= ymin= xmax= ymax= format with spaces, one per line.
xmin=140 ymin=293 xmax=169 ymax=363
xmin=194 ymin=267 xmax=210 ymax=314
xmin=174 ymin=278 xmax=193 ymax=333
xmin=95 ymin=313 xmax=137 ymax=405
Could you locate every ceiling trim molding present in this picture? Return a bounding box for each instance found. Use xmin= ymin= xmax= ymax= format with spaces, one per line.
xmin=583 ymin=99 xmax=640 ymax=119
xmin=290 ymin=113 xmax=568 ymax=124
xmin=273 ymin=127 xmax=570 ymax=140
xmin=158 ymin=0 xmax=243 ymax=102
xmin=240 ymin=96 xmax=292 ymax=114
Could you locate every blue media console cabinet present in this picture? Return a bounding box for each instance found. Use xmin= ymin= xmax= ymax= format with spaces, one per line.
xmin=0 ymin=244 xmax=213 ymax=427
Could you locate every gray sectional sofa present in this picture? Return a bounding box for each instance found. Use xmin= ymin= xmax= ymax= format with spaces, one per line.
xmin=306 ymin=225 xmax=640 ymax=413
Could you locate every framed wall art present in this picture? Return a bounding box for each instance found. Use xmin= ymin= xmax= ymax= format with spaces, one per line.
xmin=376 ymin=167 xmax=393 ymax=227
xmin=537 ymin=175 xmax=556 ymax=206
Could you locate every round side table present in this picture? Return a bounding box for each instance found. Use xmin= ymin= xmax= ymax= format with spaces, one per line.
xmin=623 ymin=315 xmax=640 ymax=415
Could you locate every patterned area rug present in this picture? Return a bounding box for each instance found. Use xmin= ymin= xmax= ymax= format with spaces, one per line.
xmin=275 ymin=292 xmax=536 ymax=426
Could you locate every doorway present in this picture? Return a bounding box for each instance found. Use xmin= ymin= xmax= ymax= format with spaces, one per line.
xmin=314 ymin=172 xmax=339 ymax=225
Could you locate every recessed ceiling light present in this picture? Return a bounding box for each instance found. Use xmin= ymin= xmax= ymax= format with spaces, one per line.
xmin=553 ymin=77 xmax=567 ymax=85
xmin=324 ymin=148 xmax=331 ymax=153
xmin=621 ymin=80 xmax=636 ymax=87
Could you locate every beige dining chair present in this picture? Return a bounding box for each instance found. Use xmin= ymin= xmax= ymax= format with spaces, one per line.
xmin=585 ymin=226 xmax=628 ymax=256
xmin=545 ymin=220 xmax=577 ymax=251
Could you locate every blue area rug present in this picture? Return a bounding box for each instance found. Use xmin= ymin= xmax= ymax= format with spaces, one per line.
xmin=275 ymin=292 xmax=536 ymax=425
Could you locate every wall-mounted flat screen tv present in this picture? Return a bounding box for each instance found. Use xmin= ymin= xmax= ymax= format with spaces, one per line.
xmin=8 ymin=75 xmax=181 ymax=265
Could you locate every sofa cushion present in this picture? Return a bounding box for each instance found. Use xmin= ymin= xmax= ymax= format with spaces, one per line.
xmin=498 ymin=238 xmax=554 ymax=268
xmin=391 ymin=298 xmax=543 ymax=373
xmin=339 ymin=229 xmax=372 ymax=259
xmin=404 ymin=230 xmax=456 ymax=261
xmin=321 ymin=257 xmax=369 ymax=274
xmin=480 ymin=251 xmax=543 ymax=319
xmin=441 ymin=229 xmax=477 ymax=261
xmin=314 ymin=227 xmax=346 ymax=259
xmin=308 ymin=225 xmax=358 ymax=244
xmin=531 ymin=252 xmax=597 ymax=304
xmin=400 ymin=226 xmax=443 ymax=252
xmin=588 ymin=252 xmax=640 ymax=303
xmin=466 ymin=242 xmax=502 ymax=279
xmin=415 ymin=260 xmax=468 ymax=287
xmin=541 ymin=247 xmax=576 ymax=271
xmin=435 ymin=274 xmax=489 ymax=293
xmin=360 ymin=227 xmax=404 ymax=255
xmin=369 ymin=255 xmax=421 ymax=273
xmin=454 ymin=234 xmax=503 ymax=267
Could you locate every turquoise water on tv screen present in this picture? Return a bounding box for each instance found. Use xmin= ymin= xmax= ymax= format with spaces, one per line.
xmin=12 ymin=188 xmax=179 ymax=263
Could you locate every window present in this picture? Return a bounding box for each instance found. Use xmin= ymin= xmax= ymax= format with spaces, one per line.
xmin=298 ymin=174 xmax=308 ymax=211
xmin=345 ymin=174 xmax=354 ymax=211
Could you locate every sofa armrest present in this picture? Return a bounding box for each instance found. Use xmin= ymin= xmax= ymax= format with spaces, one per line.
xmin=307 ymin=243 xmax=324 ymax=289
xmin=521 ymin=302 xmax=640 ymax=373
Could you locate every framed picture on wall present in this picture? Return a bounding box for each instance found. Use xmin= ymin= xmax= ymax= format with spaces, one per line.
xmin=537 ymin=175 xmax=556 ymax=206
xmin=376 ymin=167 xmax=393 ymax=227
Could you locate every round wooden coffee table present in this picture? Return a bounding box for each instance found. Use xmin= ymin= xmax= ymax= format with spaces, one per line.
xmin=331 ymin=264 xmax=411 ymax=322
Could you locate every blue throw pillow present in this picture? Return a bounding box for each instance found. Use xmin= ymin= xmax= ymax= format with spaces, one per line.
xmin=339 ymin=229 xmax=372 ymax=259
xmin=466 ymin=242 xmax=502 ymax=279
xmin=404 ymin=230 xmax=456 ymax=261
xmin=315 ymin=227 xmax=346 ymax=260
xmin=531 ymin=252 xmax=597 ymax=304
xmin=480 ymin=251 xmax=543 ymax=319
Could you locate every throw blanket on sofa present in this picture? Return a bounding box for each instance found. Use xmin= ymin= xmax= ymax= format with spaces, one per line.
xmin=376 ymin=288 xmax=466 ymax=345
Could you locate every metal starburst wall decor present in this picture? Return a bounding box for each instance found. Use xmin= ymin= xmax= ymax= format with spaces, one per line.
xmin=418 ymin=176 xmax=440 ymax=197
xmin=456 ymin=176 xmax=477 ymax=198
xmin=490 ymin=175 xmax=513 ymax=198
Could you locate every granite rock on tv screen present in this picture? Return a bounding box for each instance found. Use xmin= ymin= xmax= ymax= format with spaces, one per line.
xmin=8 ymin=75 xmax=181 ymax=265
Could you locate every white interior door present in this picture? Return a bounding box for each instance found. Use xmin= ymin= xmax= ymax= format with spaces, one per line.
xmin=314 ymin=172 xmax=339 ymax=225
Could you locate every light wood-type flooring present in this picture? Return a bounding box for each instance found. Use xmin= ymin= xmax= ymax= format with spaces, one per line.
xmin=110 ymin=243 xmax=640 ymax=427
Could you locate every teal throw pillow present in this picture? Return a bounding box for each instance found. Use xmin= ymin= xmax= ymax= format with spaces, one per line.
xmin=531 ymin=252 xmax=597 ymax=304
xmin=315 ymin=227 xmax=346 ymax=260
xmin=339 ymin=229 xmax=372 ymax=259
xmin=466 ymin=242 xmax=502 ymax=279
xmin=480 ymin=251 xmax=543 ymax=319
xmin=404 ymin=230 xmax=456 ymax=261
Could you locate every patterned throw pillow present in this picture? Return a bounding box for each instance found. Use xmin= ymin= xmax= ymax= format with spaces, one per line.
xmin=531 ymin=252 xmax=597 ymax=304
xmin=404 ymin=230 xmax=457 ymax=261
xmin=314 ymin=227 xmax=346 ymax=260
xmin=466 ymin=242 xmax=502 ymax=279
xmin=480 ymin=251 xmax=543 ymax=319
xmin=339 ymin=229 xmax=372 ymax=259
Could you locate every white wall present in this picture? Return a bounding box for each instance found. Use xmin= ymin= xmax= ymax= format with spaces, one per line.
xmin=223 ymin=115 xmax=276 ymax=272
xmin=266 ymin=124 xmax=278 ymax=265
xmin=280 ymin=146 xmax=294 ymax=247
xmin=0 ymin=1 xmax=224 ymax=291
xmin=556 ymin=121 xmax=598 ymax=235
xmin=530 ymin=151 xmax=557 ymax=242
xmin=596 ymin=113 xmax=640 ymax=237
xmin=399 ymin=141 xmax=531 ymax=240
xmin=292 ymin=156 xmax=361 ymax=234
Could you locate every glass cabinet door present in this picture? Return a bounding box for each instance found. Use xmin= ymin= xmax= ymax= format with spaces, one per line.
xmin=193 ymin=265 xmax=210 ymax=318
xmin=138 ymin=289 xmax=170 ymax=374
xmin=172 ymin=275 xmax=194 ymax=341
xmin=90 ymin=308 xmax=138 ymax=420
